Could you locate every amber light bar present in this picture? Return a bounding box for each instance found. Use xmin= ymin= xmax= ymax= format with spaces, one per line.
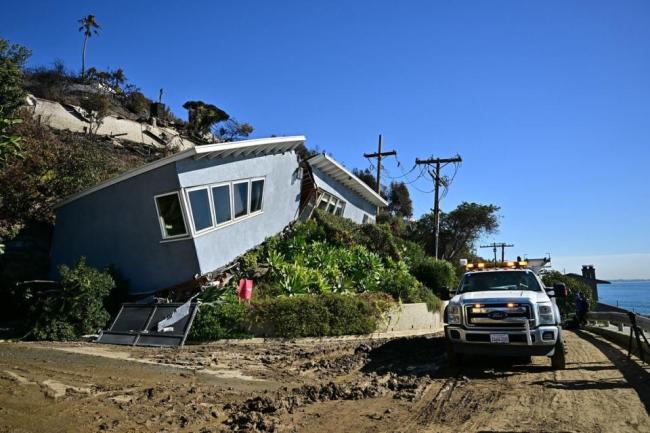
xmin=466 ymin=261 xmax=528 ymax=270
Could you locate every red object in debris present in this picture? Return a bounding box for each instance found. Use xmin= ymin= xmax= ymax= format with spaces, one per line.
xmin=238 ymin=279 xmax=253 ymax=300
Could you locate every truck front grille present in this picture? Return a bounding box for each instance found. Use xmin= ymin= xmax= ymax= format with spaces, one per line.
xmin=465 ymin=303 xmax=532 ymax=328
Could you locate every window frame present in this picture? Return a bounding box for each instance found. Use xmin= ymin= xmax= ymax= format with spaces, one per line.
xmin=184 ymin=185 xmax=216 ymax=235
xmin=232 ymin=179 xmax=250 ymax=220
xmin=211 ymin=181 xmax=233 ymax=227
xmin=157 ymin=176 xmax=267 ymax=241
xmin=317 ymin=191 xmax=346 ymax=216
xmin=154 ymin=191 xmax=190 ymax=241
xmin=249 ymin=177 xmax=265 ymax=214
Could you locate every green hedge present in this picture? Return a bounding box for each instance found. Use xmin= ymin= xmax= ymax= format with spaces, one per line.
xmin=251 ymin=292 xmax=394 ymax=338
xmin=189 ymin=295 xmax=252 ymax=341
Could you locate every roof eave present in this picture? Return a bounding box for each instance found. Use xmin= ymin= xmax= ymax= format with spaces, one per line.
xmin=53 ymin=136 xmax=305 ymax=209
xmin=308 ymin=153 xmax=388 ymax=207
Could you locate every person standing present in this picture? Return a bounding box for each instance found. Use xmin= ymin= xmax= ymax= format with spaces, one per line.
xmin=575 ymin=291 xmax=588 ymax=328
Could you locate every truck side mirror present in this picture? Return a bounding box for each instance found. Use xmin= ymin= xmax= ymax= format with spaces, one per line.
xmin=439 ymin=287 xmax=453 ymax=301
xmin=553 ymin=283 xmax=567 ymax=298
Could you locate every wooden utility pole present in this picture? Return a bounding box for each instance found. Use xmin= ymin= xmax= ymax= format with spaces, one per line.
xmin=364 ymin=134 xmax=396 ymax=194
xmin=415 ymin=155 xmax=462 ymax=259
xmin=480 ymin=242 xmax=515 ymax=265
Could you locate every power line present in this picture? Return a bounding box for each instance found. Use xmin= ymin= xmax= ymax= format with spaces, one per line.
xmin=480 ymin=242 xmax=515 ymax=265
xmin=414 ymin=155 xmax=463 ymax=259
xmin=363 ymin=134 xmax=396 ymax=194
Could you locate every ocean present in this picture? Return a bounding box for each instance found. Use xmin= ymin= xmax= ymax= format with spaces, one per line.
xmin=598 ymin=280 xmax=650 ymax=315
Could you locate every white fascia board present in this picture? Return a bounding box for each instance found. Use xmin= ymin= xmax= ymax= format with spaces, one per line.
xmin=54 ymin=136 xmax=305 ymax=209
xmin=308 ymin=153 xmax=388 ymax=207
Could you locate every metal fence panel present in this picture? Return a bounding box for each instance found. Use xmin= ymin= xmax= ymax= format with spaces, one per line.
xmin=96 ymin=302 xmax=198 ymax=348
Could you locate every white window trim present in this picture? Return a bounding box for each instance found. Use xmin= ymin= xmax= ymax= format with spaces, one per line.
xmin=250 ymin=177 xmax=265 ymax=214
xmin=157 ymin=176 xmax=267 ymax=241
xmin=211 ymin=182 xmax=233 ymax=227
xmin=185 ymin=185 xmax=215 ymax=236
xmin=317 ymin=190 xmax=346 ymax=216
xmin=154 ymin=191 xmax=190 ymax=241
xmin=232 ymin=180 xmax=250 ymax=220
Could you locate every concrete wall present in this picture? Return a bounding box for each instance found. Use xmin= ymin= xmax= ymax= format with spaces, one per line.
xmin=376 ymin=302 xmax=447 ymax=333
xmin=176 ymin=151 xmax=302 ymax=274
xmin=249 ymin=302 xmax=447 ymax=338
xmin=50 ymin=163 xmax=200 ymax=295
xmin=311 ymin=167 xmax=378 ymax=224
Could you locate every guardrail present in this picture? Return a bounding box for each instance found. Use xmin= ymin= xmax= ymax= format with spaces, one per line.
xmin=585 ymin=310 xmax=650 ymax=363
xmin=586 ymin=311 xmax=650 ymax=333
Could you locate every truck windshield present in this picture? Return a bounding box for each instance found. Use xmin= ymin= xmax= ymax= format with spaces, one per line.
xmin=459 ymin=270 xmax=542 ymax=293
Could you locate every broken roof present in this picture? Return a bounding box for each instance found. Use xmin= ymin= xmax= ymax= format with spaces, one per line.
xmin=55 ymin=136 xmax=305 ymax=208
xmin=307 ymin=153 xmax=388 ymax=207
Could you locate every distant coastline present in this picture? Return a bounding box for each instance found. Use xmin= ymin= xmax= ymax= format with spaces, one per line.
xmin=605 ymin=279 xmax=650 ymax=283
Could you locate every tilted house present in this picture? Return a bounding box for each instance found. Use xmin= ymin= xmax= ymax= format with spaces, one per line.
xmin=50 ymin=138 xmax=387 ymax=295
xmin=51 ymin=136 xmax=305 ymax=295
xmin=300 ymin=153 xmax=388 ymax=224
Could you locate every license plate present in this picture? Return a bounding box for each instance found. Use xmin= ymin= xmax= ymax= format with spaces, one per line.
xmin=490 ymin=334 xmax=509 ymax=344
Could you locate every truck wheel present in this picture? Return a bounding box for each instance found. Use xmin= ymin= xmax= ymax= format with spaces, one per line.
xmin=550 ymin=339 xmax=566 ymax=370
xmin=446 ymin=342 xmax=462 ymax=366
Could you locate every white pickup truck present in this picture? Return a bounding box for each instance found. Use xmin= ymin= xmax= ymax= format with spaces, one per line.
xmin=443 ymin=266 xmax=567 ymax=369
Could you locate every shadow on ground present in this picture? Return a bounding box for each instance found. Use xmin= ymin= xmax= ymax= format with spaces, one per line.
xmin=576 ymin=330 xmax=650 ymax=415
xmin=360 ymin=335 xmax=548 ymax=379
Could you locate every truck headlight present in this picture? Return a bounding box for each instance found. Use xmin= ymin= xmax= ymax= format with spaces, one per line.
xmin=447 ymin=304 xmax=461 ymax=325
xmin=538 ymin=304 xmax=554 ymax=324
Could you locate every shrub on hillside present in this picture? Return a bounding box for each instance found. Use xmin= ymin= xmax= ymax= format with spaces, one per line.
xmin=356 ymin=223 xmax=401 ymax=261
xmin=26 ymin=258 xmax=115 ymax=341
xmin=311 ymin=209 xmax=358 ymax=247
xmin=410 ymin=257 xmax=458 ymax=298
xmin=0 ymin=113 xmax=146 ymax=237
xmin=251 ymin=292 xmax=393 ymax=338
xmin=189 ymin=294 xmax=252 ymax=341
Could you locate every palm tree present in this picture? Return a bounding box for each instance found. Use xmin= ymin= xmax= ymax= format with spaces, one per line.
xmin=78 ymin=15 xmax=100 ymax=78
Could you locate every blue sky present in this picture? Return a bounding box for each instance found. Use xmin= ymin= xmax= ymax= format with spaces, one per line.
xmin=3 ymin=1 xmax=649 ymax=278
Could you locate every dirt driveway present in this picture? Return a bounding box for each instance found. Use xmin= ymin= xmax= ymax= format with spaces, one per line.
xmin=0 ymin=331 xmax=648 ymax=433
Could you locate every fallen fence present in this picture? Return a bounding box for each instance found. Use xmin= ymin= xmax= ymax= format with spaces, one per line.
xmin=97 ymin=302 xmax=198 ymax=348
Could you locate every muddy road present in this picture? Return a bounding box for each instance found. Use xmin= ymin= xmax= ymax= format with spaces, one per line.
xmin=0 ymin=331 xmax=649 ymax=433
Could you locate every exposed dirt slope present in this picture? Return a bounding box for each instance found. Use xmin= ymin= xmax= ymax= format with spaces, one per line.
xmin=0 ymin=331 xmax=648 ymax=433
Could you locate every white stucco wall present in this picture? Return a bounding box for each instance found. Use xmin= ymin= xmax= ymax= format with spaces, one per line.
xmin=311 ymin=167 xmax=378 ymax=224
xmin=176 ymin=151 xmax=302 ymax=274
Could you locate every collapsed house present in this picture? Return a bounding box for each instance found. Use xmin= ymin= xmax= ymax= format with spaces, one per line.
xmin=50 ymin=136 xmax=387 ymax=295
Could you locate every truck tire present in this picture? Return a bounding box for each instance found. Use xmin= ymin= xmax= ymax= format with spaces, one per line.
xmin=551 ymin=339 xmax=566 ymax=370
xmin=446 ymin=342 xmax=462 ymax=366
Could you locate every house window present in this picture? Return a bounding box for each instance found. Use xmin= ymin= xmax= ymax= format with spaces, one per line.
xmin=250 ymin=179 xmax=264 ymax=213
xmin=155 ymin=192 xmax=188 ymax=239
xmin=362 ymin=214 xmax=370 ymax=224
xmin=187 ymin=187 xmax=213 ymax=232
xmin=212 ymin=184 xmax=232 ymax=225
xmin=317 ymin=191 xmax=346 ymax=216
xmin=233 ymin=181 xmax=249 ymax=218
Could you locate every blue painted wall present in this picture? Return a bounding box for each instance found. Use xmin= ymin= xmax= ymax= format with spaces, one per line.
xmin=50 ymin=163 xmax=200 ymax=295
xmin=176 ymin=151 xmax=302 ymax=274
xmin=310 ymin=167 xmax=378 ymax=224
xmin=51 ymin=151 xmax=302 ymax=295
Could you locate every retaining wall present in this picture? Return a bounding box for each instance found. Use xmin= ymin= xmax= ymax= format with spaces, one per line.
xmin=376 ymin=302 xmax=447 ymax=334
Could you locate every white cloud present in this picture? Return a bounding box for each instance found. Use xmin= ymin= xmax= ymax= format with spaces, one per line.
xmin=551 ymin=253 xmax=650 ymax=280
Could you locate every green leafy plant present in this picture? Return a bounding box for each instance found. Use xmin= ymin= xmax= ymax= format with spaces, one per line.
xmin=189 ymin=293 xmax=252 ymax=341
xmin=27 ymin=258 xmax=115 ymax=341
xmin=410 ymin=257 xmax=458 ymax=298
xmin=0 ymin=38 xmax=30 ymax=115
